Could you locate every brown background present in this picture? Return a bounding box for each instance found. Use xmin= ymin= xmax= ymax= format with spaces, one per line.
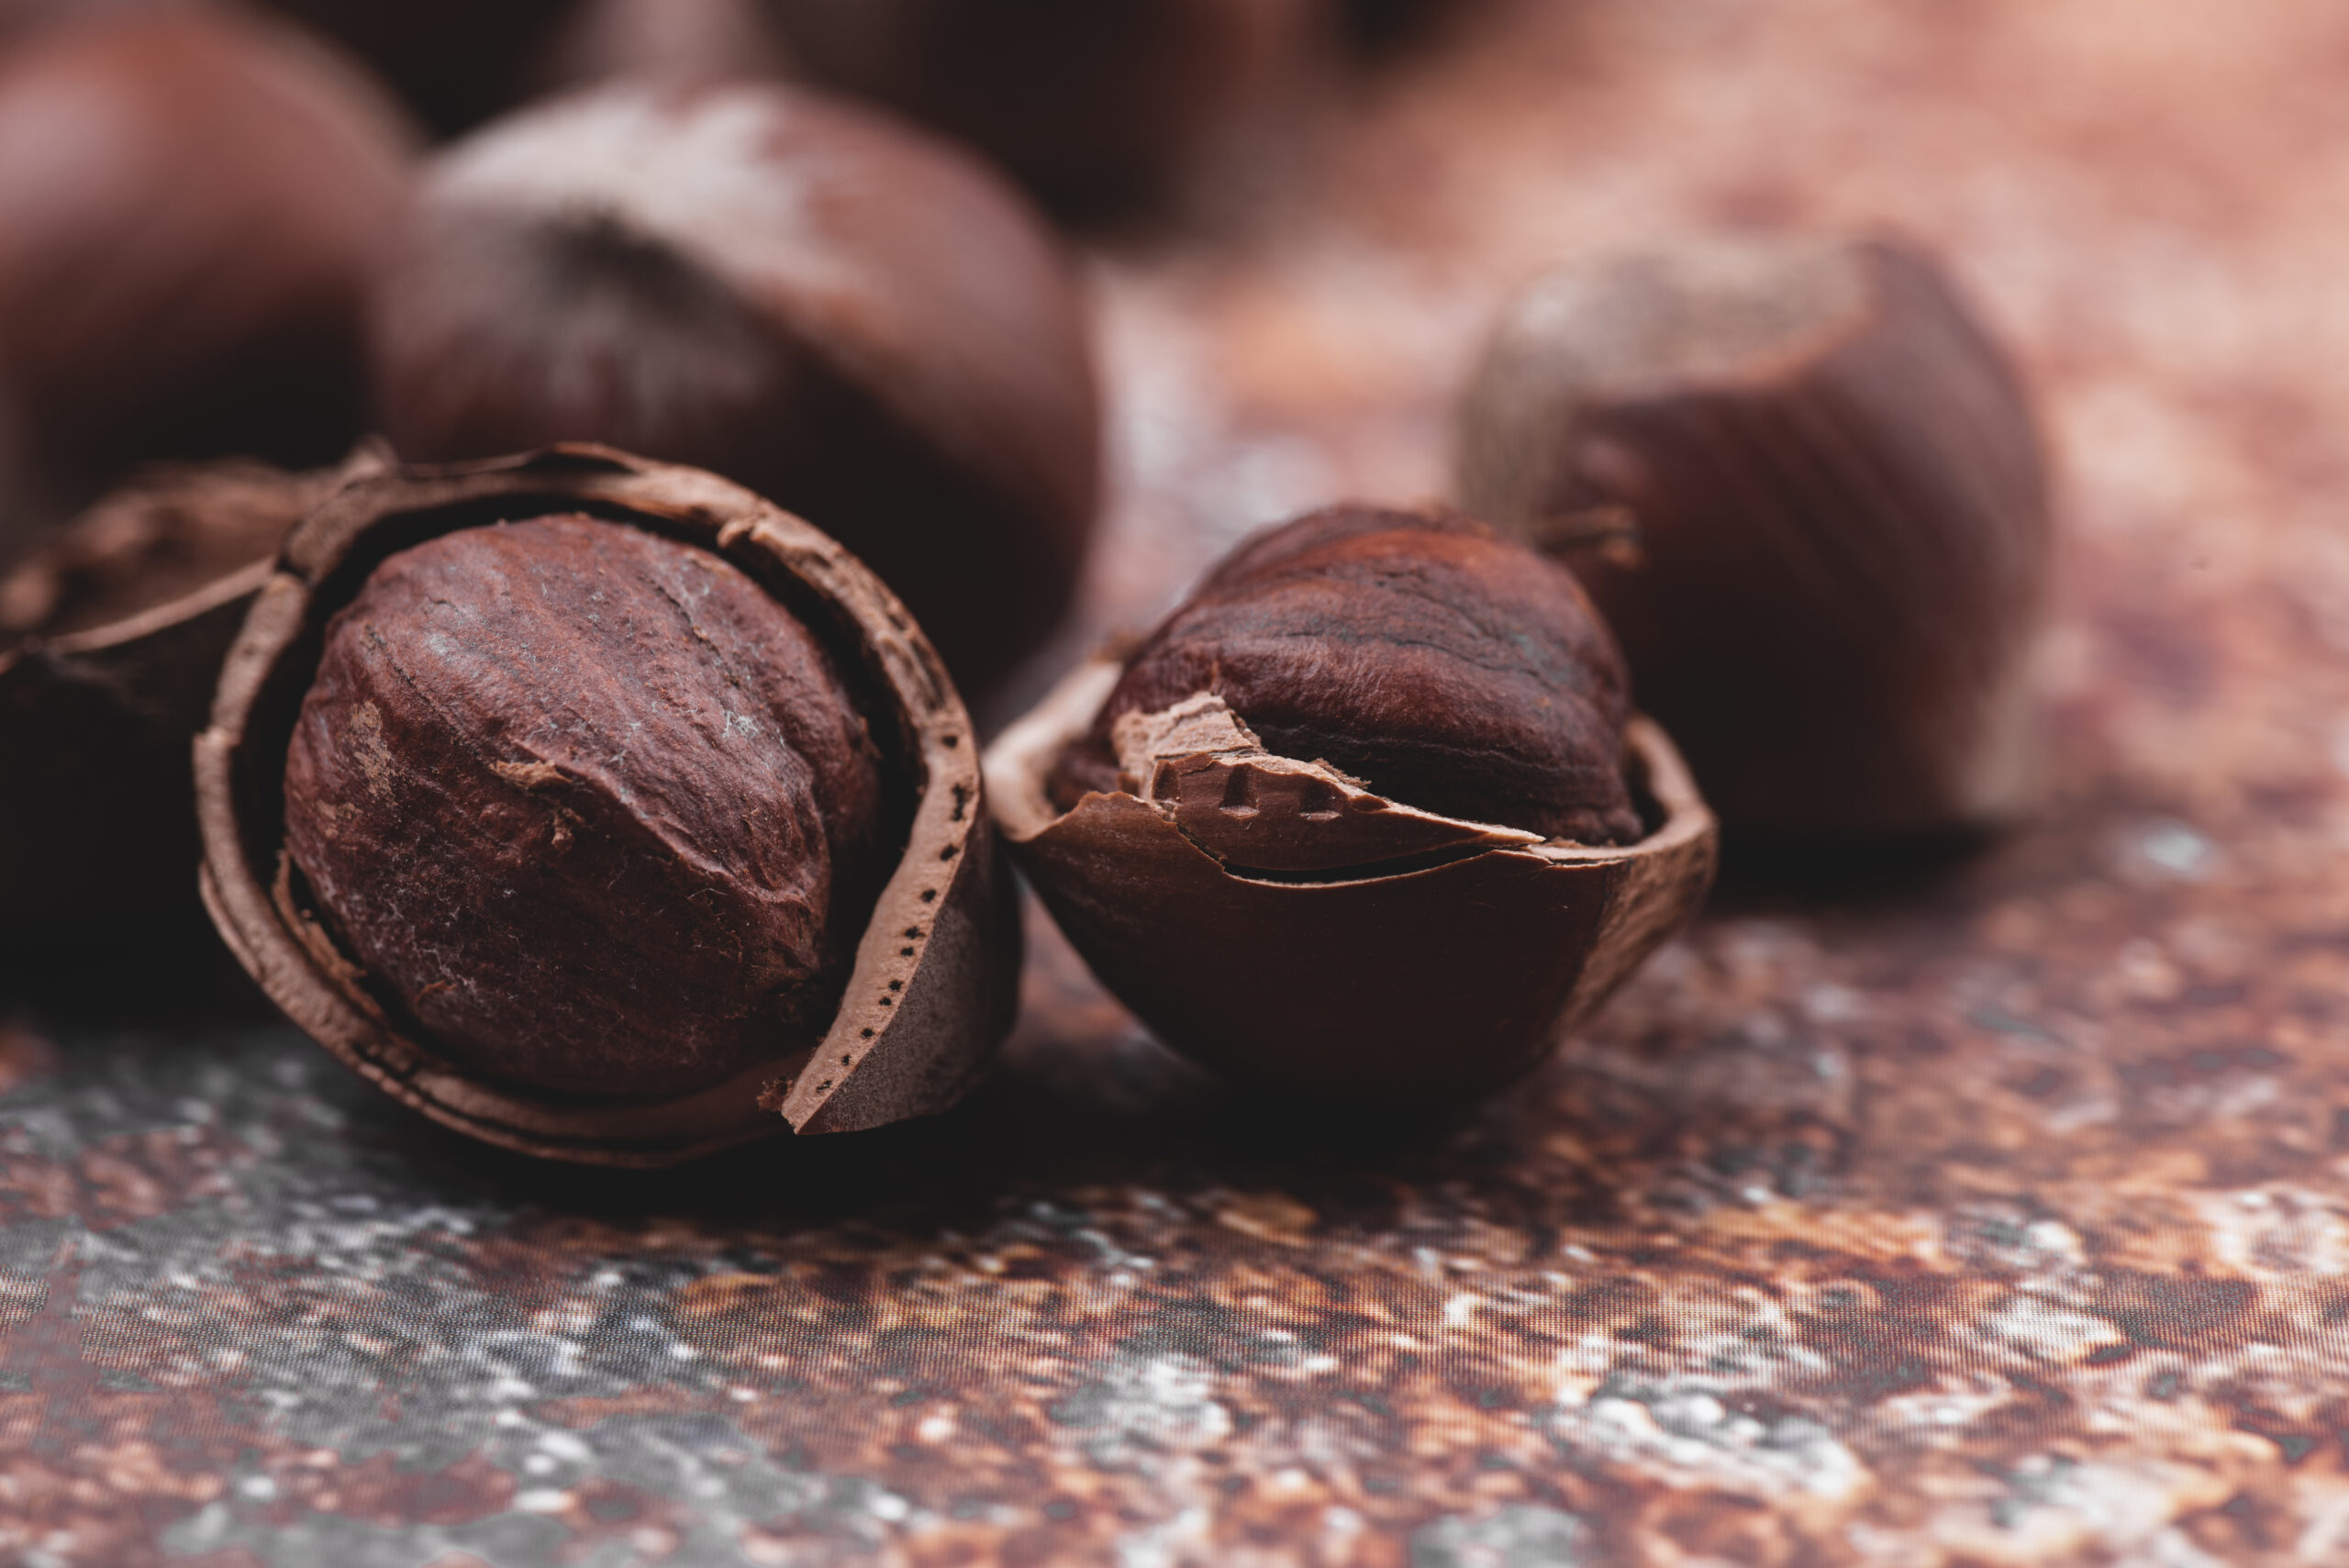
xmin=7 ymin=0 xmax=2349 ymax=1562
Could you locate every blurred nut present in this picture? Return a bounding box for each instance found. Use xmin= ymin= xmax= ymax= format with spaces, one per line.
xmin=365 ymin=80 xmax=1099 ymax=699
xmin=529 ymin=0 xmax=796 ymax=93
xmin=0 ymin=7 xmax=412 ymax=550
xmin=1456 ymin=235 xmax=2053 ymax=840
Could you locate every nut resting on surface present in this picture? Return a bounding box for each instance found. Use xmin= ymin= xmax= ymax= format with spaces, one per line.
xmin=1455 ymin=235 xmax=2052 ymax=840
xmin=0 ymin=451 xmax=371 ymax=962
xmin=986 ymin=506 xmax=1717 ymax=1100
xmin=365 ymin=80 xmax=1099 ymax=700
xmin=198 ymin=447 xmax=1020 ymax=1165
xmin=0 ymin=7 xmax=412 ymax=550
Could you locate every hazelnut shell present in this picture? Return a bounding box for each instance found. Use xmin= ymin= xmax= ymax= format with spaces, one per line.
xmin=196 ymin=446 xmax=1021 ymax=1166
xmin=1455 ymin=236 xmax=2052 ymax=839
xmin=984 ymin=658 xmax=1718 ymax=1100
xmin=0 ymin=452 xmax=373 ymax=958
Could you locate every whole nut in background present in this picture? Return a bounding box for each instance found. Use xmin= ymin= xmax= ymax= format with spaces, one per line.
xmin=0 ymin=449 xmax=373 ymax=969
xmin=1455 ymin=235 xmax=2053 ymax=841
xmin=364 ymin=80 xmax=1099 ymax=702
xmin=198 ymin=447 xmax=1020 ymax=1166
xmin=986 ymin=505 xmax=1717 ymax=1101
xmin=761 ymin=0 xmax=1319 ymax=217
xmin=0 ymin=6 xmax=413 ymax=555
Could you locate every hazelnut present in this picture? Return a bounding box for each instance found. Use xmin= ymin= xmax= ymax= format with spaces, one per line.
xmin=0 ymin=8 xmax=413 ymax=547
xmin=0 ymin=449 xmax=374 ymax=962
xmin=762 ymin=0 xmax=1315 ymax=216
xmin=985 ymin=505 xmax=1716 ymax=1100
xmin=364 ymin=80 xmax=1098 ymax=699
xmin=198 ymin=447 xmax=1020 ymax=1165
xmin=1455 ymin=236 xmax=2053 ymax=840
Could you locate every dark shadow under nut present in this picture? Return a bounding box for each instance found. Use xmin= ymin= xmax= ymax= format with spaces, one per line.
xmin=283 ymin=514 xmax=886 ymax=1099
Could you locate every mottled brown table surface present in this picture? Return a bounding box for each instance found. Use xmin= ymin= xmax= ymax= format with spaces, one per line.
xmin=8 ymin=2 xmax=2349 ymax=1563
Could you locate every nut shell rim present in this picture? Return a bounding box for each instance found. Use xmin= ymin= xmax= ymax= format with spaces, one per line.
xmin=196 ymin=444 xmax=1019 ymax=1166
xmin=983 ymin=656 xmax=1718 ymax=1100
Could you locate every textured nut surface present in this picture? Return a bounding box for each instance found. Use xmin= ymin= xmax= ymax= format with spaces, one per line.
xmin=283 ymin=514 xmax=886 ymax=1099
xmin=1054 ymin=505 xmax=1641 ymax=846
xmin=1456 ymin=236 xmax=2050 ymax=836
xmin=199 ymin=448 xmax=1019 ymax=1163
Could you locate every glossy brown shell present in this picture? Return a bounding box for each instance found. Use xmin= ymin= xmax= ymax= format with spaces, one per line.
xmin=985 ymin=657 xmax=1718 ymax=1100
xmin=196 ymin=446 xmax=1020 ymax=1166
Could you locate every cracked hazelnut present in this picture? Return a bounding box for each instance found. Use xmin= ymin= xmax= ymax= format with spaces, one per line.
xmin=198 ymin=448 xmax=1020 ymax=1164
xmin=0 ymin=7 xmax=412 ymax=546
xmin=986 ymin=505 xmax=1716 ymax=1100
xmin=363 ymin=79 xmax=1098 ymax=700
xmin=1455 ymin=235 xmax=2052 ymax=840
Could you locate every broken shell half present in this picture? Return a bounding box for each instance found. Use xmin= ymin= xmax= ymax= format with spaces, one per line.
xmin=984 ymin=659 xmax=1718 ymax=1099
xmin=0 ymin=450 xmax=379 ymax=963
xmin=196 ymin=445 xmax=1020 ymax=1165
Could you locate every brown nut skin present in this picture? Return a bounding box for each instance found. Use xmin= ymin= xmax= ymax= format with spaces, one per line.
xmin=1052 ymin=506 xmax=1644 ymax=846
xmin=198 ymin=447 xmax=1021 ymax=1167
xmin=760 ymin=0 xmax=1314 ymax=217
xmin=0 ymin=450 xmax=375 ymax=966
xmin=365 ymin=80 xmax=1099 ymax=700
xmin=283 ymin=515 xmax=888 ymax=1102
xmin=1455 ymin=235 xmax=2053 ymax=840
xmin=0 ymin=8 xmax=413 ymax=551
xmin=988 ymin=506 xmax=1716 ymax=1102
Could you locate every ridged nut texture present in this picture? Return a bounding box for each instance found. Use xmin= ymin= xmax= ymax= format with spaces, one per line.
xmin=282 ymin=514 xmax=886 ymax=1100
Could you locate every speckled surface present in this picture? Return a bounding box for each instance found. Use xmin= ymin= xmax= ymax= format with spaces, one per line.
xmin=8 ymin=0 xmax=2349 ymax=1562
